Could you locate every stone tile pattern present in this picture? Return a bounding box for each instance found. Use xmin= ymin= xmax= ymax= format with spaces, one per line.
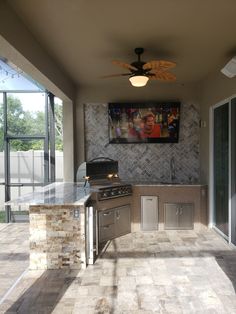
xmin=85 ymin=103 xmax=200 ymax=183
xmin=2 ymin=228 xmax=236 ymax=313
xmin=29 ymin=205 xmax=85 ymax=270
xmin=0 ymin=224 xmax=29 ymax=303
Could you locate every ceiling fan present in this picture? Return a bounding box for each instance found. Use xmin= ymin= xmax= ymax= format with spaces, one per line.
xmin=102 ymin=48 xmax=176 ymax=87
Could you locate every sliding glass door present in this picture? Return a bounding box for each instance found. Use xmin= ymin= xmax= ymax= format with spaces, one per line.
xmin=231 ymin=98 xmax=236 ymax=246
xmin=213 ymin=103 xmax=229 ymax=237
xmin=212 ymin=96 xmax=236 ymax=245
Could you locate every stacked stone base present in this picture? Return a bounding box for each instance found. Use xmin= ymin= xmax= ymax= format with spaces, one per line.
xmin=29 ymin=205 xmax=85 ymax=270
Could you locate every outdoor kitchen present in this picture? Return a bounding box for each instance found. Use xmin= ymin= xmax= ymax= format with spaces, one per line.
xmin=6 ymin=158 xmax=207 ymax=271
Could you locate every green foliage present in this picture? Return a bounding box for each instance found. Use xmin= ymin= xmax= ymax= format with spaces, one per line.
xmin=0 ymin=127 xmax=2 ymax=152
xmin=0 ymin=94 xmax=63 ymax=151
xmin=54 ymin=102 xmax=63 ymax=151
xmin=0 ymin=211 xmax=5 ymax=223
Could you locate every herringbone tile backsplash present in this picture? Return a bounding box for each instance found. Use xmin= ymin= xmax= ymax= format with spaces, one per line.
xmin=84 ymin=103 xmax=200 ymax=183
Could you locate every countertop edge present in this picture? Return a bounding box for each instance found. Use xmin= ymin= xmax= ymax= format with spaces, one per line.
xmin=5 ymin=182 xmax=207 ymax=207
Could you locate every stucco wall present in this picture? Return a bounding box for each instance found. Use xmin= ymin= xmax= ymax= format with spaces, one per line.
xmin=0 ymin=2 xmax=76 ymax=102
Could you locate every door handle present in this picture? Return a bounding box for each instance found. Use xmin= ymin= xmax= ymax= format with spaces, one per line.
xmin=95 ymin=210 xmax=99 ymax=255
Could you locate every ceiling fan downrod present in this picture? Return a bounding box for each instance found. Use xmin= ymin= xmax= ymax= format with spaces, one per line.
xmin=134 ymin=47 xmax=144 ymax=62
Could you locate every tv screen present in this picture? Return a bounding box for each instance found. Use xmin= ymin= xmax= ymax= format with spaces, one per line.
xmin=108 ymin=102 xmax=180 ymax=143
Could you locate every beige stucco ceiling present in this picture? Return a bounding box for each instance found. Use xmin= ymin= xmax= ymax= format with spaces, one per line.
xmin=6 ymin=0 xmax=236 ymax=89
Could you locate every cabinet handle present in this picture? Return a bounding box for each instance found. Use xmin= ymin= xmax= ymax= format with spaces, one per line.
xmin=103 ymin=225 xmax=110 ymax=229
xmin=176 ymin=209 xmax=179 ymax=215
xmin=103 ymin=212 xmax=112 ymax=216
xmin=179 ymin=207 xmax=183 ymax=215
xmin=116 ymin=210 xmax=120 ymax=220
xmin=146 ymin=199 xmax=153 ymax=201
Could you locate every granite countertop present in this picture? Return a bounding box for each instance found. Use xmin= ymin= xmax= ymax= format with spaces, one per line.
xmin=6 ymin=181 xmax=206 ymax=207
xmin=5 ymin=182 xmax=95 ymax=206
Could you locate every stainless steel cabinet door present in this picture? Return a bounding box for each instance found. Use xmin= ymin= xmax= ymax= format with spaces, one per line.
xmin=141 ymin=196 xmax=158 ymax=230
xmin=164 ymin=203 xmax=179 ymax=229
xmin=179 ymin=204 xmax=194 ymax=229
xmin=115 ymin=205 xmax=131 ymax=237
xmin=164 ymin=203 xmax=194 ymax=230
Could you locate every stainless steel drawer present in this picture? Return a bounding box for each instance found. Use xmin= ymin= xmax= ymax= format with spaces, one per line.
xmin=99 ymin=209 xmax=115 ymax=226
xmin=99 ymin=223 xmax=115 ymax=242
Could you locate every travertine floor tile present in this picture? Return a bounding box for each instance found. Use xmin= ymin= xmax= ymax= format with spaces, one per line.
xmin=1 ymin=224 xmax=236 ymax=313
xmin=0 ymin=223 xmax=29 ymax=304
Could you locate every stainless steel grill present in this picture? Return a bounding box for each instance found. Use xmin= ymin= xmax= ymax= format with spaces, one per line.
xmin=78 ymin=158 xmax=132 ymax=265
xmin=77 ymin=157 xmax=132 ymax=201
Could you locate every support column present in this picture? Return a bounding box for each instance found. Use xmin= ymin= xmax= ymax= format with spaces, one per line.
xmin=63 ymin=100 xmax=74 ymax=181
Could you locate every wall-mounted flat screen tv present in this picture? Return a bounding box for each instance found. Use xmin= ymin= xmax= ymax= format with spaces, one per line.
xmin=108 ymin=102 xmax=180 ymax=143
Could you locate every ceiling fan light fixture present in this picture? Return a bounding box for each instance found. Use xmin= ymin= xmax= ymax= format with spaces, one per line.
xmin=129 ymin=75 xmax=149 ymax=87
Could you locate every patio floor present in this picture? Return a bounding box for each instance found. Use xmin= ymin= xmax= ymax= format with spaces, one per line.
xmin=0 ymin=224 xmax=236 ymax=313
xmin=0 ymin=223 xmax=29 ymax=306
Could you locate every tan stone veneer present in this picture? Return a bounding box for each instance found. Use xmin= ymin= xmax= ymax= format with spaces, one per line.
xmin=29 ymin=205 xmax=85 ymax=270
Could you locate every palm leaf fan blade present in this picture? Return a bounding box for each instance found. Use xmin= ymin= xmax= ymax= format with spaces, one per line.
xmin=149 ymin=72 xmax=176 ymax=81
xmin=112 ymin=60 xmax=137 ymax=71
xmin=143 ymin=60 xmax=176 ymax=72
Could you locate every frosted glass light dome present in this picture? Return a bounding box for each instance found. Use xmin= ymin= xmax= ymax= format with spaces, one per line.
xmin=129 ymin=75 xmax=149 ymax=87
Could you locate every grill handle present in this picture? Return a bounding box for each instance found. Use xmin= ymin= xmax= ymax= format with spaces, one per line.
xmin=88 ymin=157 xmax=115 ymax=163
